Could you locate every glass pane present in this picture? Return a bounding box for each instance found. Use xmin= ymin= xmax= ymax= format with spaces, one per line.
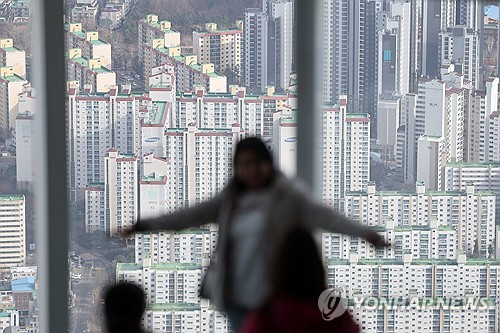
xmin=0 ymin=4 xmax=40 ymax=331
xmin=321 ymin=0 xmax=499 ymax=331
xmin=66 ymin=0 xmax=297 ymax=332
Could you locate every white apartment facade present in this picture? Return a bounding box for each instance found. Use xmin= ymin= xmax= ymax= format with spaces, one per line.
xmin=244 ymin=0 xmax=294 ymax=92
xmin=417 ymin=135 xmax=445 ymax=191
xmin=444 ymin=162 xmax=500 ymax=224
xmin=134 ymin=229 xmax=216 ymax=266
xmin=84 ymin=183 xmax=104 ymax=233
xmin=116 ymin=261 xmax=203 ymax=304
xmin=138 ymin=15 xmax=181 ymax=64
xmin=66 ymin=23 xmax=112 ymax=68
xmin=438 ymin=26 xmax=479 ymax=88
xmin=343 ymin=182 xmax=496 ymax=258
xmin=0 ymin=38 xmax=26 ymax=78
xmin=175 ymin=86 xmax=292 ymax=140
xmin=469 ymin=77 xmax=499 ymax=162
xmin=143 ymin=40 xmax=227 ymax=94
xmin=0 ymin=66 xmax=27 ymax=139
xmin=144 ymin=302 xmax=230 ymax=333
xmin=67 ymin=86 xmax=151 ymax=199
xmin=322 ymin=96 xmax=370 ymax=211
xmin=322 ymin=221 xmax=457 ymax=261
xmin=66 ymin=48 xmax=116 ymax=93
xmin=104 ymin=149 xmax=137 ymax=237
xmin=193 ymin=22 xmax=243 ymax=78
xmin=15 ymin=111 xmax=35 ymax=190
xmin=328 ymin=253 xmax=499 ymax=333
xmin=0 ymin=195 xmax=25 ymax=269
xmin=163 ymin=125 xmax=240 ymax=210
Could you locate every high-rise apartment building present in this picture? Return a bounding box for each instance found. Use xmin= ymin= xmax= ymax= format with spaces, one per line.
xmin=163 ymin=125 xmax=240 ymax=210
xmin=0 ymin=39 xmax=25 ymax=78
xmin=138 ymin=15 xmax=181 ymax=64
xmin=66 ymin=23 xmax=112 ymax=68
xmin=469 ymin=77 xmax=499 ymax=162
xmin=67 ymin=48 xmax=116 ymax=93
xmin=0 ymin=195 xmax=25 ymax=268
xmin=343 ymin=182 xmax=495 ymax=258
xmin=84 ymin=150 xmax=138 ymax=237
xmin=15 ymin=110 xmax=35 ymax=191
xmin=143 ymin=41 xmax=227 ymax=93
xmin=323 ymin=0 xmax=365 ymax=110
xmin=444 ymin=162 xmax=500 ymax=224
xmin=244 ymin=0 xmax=294 ymax=92
xmin=67 ymin=85 xmax=151 ymax=200
xmin=421 ymin=0 xmax=456 ymax=78
xmin=0 ymin=66 xmax=27 ymax=139
xmin=193 ymin=22 xmax=243 ymax=79
xmin=401 ymin=72 xmax=468 ymax=182
xmin=376 ymin=1 xmax=412 ymax=98
xmin=70 ymin=0 xmax=99 ymax=30
xmin=106 ymin=150 xmax=137 ymax=236
xmin=438 ymin=26 xmax=480 ymax=88
xmin=322 ymin=96 xmax=370 ymax=211
xmin=328 ymin=253 xmax=499 ymax=333
xmin=456 ymin=0 xmax=482 ymax=31
xmin=175 ymin=85 xmax=293 ymax=140
xmin=417 ymin=135 xmax=445 ymax=191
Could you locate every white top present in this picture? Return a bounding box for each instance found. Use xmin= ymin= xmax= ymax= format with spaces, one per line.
xmin=229 ymin=189 xmax=271 ymax=308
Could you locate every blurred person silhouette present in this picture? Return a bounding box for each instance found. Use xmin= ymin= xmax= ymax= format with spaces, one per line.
xmin=104 ymin=282 xmax=146 ymax=333
xmin=124 ymin=137 xmax=386 ymax=332
xmin=240 ymin=227 xmax=359 ymax=332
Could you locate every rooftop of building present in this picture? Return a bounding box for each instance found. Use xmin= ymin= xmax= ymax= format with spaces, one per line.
xmin=0 ymin=194 xmax=24 ymax=201
xmin=146 ymin=101 xmax=167 ymax=124
xmin=485 ymin=5 xmax=499 ymax=21
xmin=446 ymin=162 xmax=500 ymax=168
xmin=0 ymin=73 xmax=26 ymax=82
xmin=146 ymin=303 xmax=200 ymax=312
xmin=328 ymin=257 xmax=500 ymax=266
xmin=11 ymin=277 xmax=35 ymax=292
xmin=0 ymin=45 xmax=24 ymax=53
xmin=378 ymin=91 xmax=402 ymax=100
xmin=195 ymin=27 xmax=242 ymax=34
xmin=140 ymin=17 xmax=179 ymax=33
xmin=346 ymin=189 xmax=495 ymax=197
xmin=117 ymin=262 xmax=200 ymax=271
xmin=141 ymin=228 xmax=210 ymax=236
xmin=68 ymin=56 xmax=113 ymax=74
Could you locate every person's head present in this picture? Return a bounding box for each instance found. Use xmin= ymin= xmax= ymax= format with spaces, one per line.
xmin=233 ymin=137 xmax=275 ymax=191
xmin=104 ymin=283 xmax=146 ymax=333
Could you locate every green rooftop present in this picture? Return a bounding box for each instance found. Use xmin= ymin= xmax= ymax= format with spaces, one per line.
xmin=346 ymin=113 xmax=370 ymax=118
xmin=1 ymin=46 xmax=23 ymax=53
xmin=142 ymin=228 xmax=211 ymax=236
xmin=146 ymin=101 xmax=167 ymax=125
xmin=117 ymin=262 xmax=201 ymax=271
xmin=147 ymin=303 xmax=200 ymax=312
xmin=446 ymin=162 xmax=500 ymax=168
xmin=0 ymin=194 xmax=24 ymax=201
xmin=89 ymin=39 xmax=109 ymax=46
xmin=0 ymin=74 xmax=25 ymax=82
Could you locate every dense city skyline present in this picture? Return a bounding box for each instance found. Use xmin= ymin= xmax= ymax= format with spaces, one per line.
xmin=0 ymin=0 xmax=498 ymax=332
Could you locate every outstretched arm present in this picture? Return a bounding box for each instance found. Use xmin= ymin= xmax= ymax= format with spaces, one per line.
xmin=296 ymin=188 xmax=386 ymax=247
xmin=125 ymin=194 xmax=223 ymax=235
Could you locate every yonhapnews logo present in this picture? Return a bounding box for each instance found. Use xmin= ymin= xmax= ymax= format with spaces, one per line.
xmin=317 ymin=287 xmax=347 ymax=321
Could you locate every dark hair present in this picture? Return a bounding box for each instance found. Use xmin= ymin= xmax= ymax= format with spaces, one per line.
xmin=233 ymin=137 xmax=274 ymax=167
xmin=231 ymin=137 xmax=276 ymax=192
xmin=105 ymin=283 xmax=146 ymax=333
xmin=277 ymin=227 xmax=326 ymax=299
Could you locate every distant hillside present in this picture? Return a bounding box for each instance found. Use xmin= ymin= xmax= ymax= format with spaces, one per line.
xmin=120 ymin=0 xmax=261 ymax=42
xmin=101 ymin=0 xmax=262 ymax=82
